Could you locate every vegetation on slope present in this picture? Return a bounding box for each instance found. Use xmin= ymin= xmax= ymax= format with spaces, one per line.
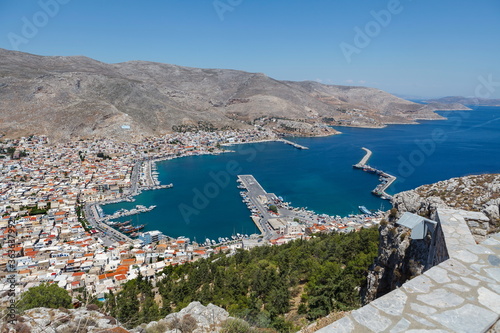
xmin=18 ymin=283 xmax=73 ymax=311
xmin=106 ymin=228 xmax=379 ymax=331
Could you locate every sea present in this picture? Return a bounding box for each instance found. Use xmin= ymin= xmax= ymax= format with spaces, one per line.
xmin=102 ymin=106 xmax=500 ymax=242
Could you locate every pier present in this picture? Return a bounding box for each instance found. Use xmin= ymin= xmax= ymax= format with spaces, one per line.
xmin=353 ymin=148 xmax=395 ymax=201
xmin=353 ymin=147 xmax=372 ymax=168
xmin=237 ymin=175 xmax=281 ymax=240
xmin=371 ymin=173 xmax=396 ymax=201
xmin=278 ymin=139 xmax=309 ymax=150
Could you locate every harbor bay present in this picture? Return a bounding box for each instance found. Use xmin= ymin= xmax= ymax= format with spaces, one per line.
xmin=102 ymin=107 xmax=500 ymax=242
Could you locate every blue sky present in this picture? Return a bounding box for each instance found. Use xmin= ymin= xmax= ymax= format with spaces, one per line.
xmin=1 ymin=0 xmax=499 ymax=98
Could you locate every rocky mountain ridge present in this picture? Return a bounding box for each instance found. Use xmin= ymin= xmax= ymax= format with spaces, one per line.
xmin=0 ymin=48 xmax=468 ymax=142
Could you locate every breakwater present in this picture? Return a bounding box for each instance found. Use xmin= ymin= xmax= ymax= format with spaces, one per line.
xmin=353 ymin=148 xmax=396 ymax=200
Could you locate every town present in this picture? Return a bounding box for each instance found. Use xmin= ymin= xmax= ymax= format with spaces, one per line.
xmin=0 ymin=128 xmax=382 ymax=304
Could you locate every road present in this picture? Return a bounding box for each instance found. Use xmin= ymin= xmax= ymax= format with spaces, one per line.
xmin=84 ymin=203 xmax=134 ymax=246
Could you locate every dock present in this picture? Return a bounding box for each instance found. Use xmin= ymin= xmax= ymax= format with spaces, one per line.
xmin=353 ymin=148 xmax=395 ymax=201
xmin=237 ymin=175 xmax=281 ymax=240
xmin=371 ymin=172 xmax=396 ymax=200
xmin=278 ymin=139 xmax=309 ymax=150
xmin=353 ymin=147 xmax=372 ymax=168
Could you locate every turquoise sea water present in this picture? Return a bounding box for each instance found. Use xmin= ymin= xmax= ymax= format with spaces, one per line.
xmin=102 ymin=106 xmax=500 ymax=241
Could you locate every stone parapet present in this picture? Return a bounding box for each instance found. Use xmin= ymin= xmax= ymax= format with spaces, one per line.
xmin=317 ymin=208 xmax=500 ymax=332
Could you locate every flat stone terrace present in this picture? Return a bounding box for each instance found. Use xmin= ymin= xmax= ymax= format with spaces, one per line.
xmin=317 ymin=208 xmax=500 ymax=333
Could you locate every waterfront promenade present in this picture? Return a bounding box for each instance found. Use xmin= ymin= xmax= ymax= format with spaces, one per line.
xmin=84 ymin=203 xmax=134 ymax=245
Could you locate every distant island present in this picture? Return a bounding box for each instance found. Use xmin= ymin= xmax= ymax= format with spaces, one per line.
xmin=0 ymin=48 xmax=471 ymax=142
xmin=425 ymin=96 xmax=500 ymax=106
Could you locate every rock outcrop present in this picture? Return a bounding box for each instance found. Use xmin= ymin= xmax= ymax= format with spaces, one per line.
xmin=132 ymin=302 xmax=231 ymax=333
xmin=363 ymin=173 xmax=500 ymax=304
xmin=362 ymin=221 xmax=430 ymax=304
xmin=392 ymin=174 xmax=500 ymax=227
xmin=4 ymin=302 xmax=233 ymax=333
xmin=7 ymin=306 xmax=121 ymax=333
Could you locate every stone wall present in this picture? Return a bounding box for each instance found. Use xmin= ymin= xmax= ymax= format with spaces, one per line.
xmin=316 ymin=208 xmax=500 ymax=333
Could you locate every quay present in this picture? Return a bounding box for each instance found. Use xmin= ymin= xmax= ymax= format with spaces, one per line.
xmin=84 ymin=203 xmax=134 ymax=245
xmin=278 ymin=139 xmax=309 ymax=150
xmin=237 ymin=175 xmax=281 ymax=240
xmin=372 ymin=172 xmax=396 ymax=201
xmin=353 ymin=147 xmax=372 ymax=168
xmin=353 ymin=148 xmax=395 ymax=201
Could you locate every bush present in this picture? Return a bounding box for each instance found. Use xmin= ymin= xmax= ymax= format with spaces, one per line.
xmin=179 ymin=314 xmax=197 ymax=333
xmin=14 ymin=322 xmax=31 ymax=333
xmin=388 ymin=208 xmax=398 ymax=220
xmin=86 ymin=304 xmax=99 ymax=311
xmin=18 ymin=283 xmax=73 ymax=311
xmin=220 ymin=318 xmax=253 ymax=333
xmin=104 ymin=315 xmax=117 ymax=325
xmin=145 ymin=321 xmax=168 ymax=333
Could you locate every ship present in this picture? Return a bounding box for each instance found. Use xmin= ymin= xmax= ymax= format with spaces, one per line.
xmin=123 ymin=224 xmax=146 ymax=233
xmin=358 ymin=206 xmax=373 ymax=215
xmin=115 ymin=220 xmax=131 ymax=227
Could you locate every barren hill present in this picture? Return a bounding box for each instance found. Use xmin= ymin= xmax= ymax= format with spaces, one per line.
xmin=0 ymin=48 xmax=466 ymax=141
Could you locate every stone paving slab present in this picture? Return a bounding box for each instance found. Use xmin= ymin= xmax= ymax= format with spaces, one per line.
xmin=316 ymin=208 xmax=500 ymax=332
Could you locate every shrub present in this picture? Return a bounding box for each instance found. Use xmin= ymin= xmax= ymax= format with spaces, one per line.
xmin=14 ymin=322 xmax=31 ymax=333
xmin=220 ymin=318 xmax=253 ymax=333
xmin=145 ymin=321 xmax=168 ymax=333
xmin=18 ymin=283 xmax=73 ymax=311
xmin=104 ymin=315 xmax=117 ymax=325
xmin=179 ymin=314 xmax=197 ymax=333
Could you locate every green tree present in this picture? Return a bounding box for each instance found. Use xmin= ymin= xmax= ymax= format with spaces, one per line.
xmin=269 ymin=205 xmax=278 ymax=214
xmin=18 ymin=283 xmax=73 ymax=311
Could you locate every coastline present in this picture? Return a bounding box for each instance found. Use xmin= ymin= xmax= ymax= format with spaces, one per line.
xmin=92 ymin=134 xmax=340 ymax=244
xmin=91 ymin=136 xmax=284 ymax=242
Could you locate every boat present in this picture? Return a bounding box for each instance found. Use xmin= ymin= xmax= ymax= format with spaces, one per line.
xmin=358 ymin=206 xmax=372 ymax=215
xmin=115 ymin=220 xmax=131 ymax=226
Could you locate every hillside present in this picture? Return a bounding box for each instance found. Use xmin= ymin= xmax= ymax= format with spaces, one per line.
xmin=0 ymin=48 xmax=464 ymax=141
xmin=103 ymin=229 xmax=379 ymax=332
